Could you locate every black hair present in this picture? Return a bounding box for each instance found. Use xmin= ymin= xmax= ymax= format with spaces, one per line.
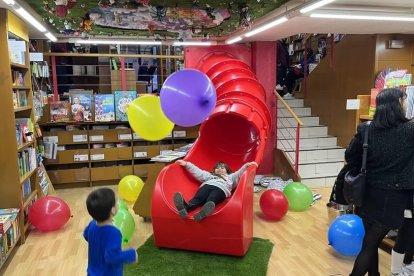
xmin=211 ymin=161 xmax=232 ymax=178
xmin=86 ymin=188 xmax=116 ymax=222
xmin=373 ymin=88 xmax=409 ymax=129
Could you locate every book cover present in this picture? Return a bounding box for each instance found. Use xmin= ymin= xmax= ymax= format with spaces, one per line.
xmin=114 ymin=91 xmax=137 ymax=121
xmin=70 ymin=94 xmax=92 ymax=122
xmin=17 ymin=90 xmax=27 ymax=107
xmin=95 ymin=94 xmax=115 ymax=122
xmin=50 ymin=101 xmax=70 ymax=122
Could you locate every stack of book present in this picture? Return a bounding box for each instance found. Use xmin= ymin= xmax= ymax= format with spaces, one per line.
xmin=0 ymin=208 xmax=20 ymax=266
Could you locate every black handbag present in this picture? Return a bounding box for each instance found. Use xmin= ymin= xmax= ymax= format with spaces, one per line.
xmin=343 ymin=122 xmax=370 ymax=206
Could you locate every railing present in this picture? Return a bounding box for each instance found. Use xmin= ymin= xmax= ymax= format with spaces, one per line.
xmin=274 ymin=90 xmax=303 ymax=176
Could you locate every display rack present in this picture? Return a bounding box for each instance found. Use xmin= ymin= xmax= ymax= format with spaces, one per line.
xmin=0 ymin=9 xmax=41 ymax=270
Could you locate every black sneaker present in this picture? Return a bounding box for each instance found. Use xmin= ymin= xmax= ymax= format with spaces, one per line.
xmin=173 ymin=192 xmax=188 ymax=219
xmin=193 ymin=201 xmax=215 ymax=221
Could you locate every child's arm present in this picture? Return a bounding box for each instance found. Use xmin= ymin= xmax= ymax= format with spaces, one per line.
xmin=104 ymin=230 xmax=137 ymax=265
xmin=83 ymin=221 xmax=92 ymax=241
xmin=176 ymin=160 xmax=212 ymax=183
xmin=229 ymin=162 xmax=258 ymax=189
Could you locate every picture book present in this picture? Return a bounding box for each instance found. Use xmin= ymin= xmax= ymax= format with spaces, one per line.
xmin=114 ymin=91 xmax=137 ymax=121
xmin=50 ymin=101 xmax=70 ymax=122
xmin=95 ymin=94 xmax=115 ymax=122
xmin=70 ymin=94 xmax=92 ymax=122
xmin=15 ymin=118 xmax=33 ymax=143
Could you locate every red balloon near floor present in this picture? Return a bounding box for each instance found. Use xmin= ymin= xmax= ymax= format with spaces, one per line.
xmin=259 ymin=189 xmax=289 ymax=221
xmin=29 ymin=196 xmax=71 ymax=232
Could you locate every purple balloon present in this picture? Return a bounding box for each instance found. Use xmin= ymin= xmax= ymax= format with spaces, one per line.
xmin=160 ymin=69 xmax=217 ymax=127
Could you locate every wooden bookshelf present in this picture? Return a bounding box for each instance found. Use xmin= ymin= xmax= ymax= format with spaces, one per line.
xmin=0 ymin=9 xmax=41 ymax=271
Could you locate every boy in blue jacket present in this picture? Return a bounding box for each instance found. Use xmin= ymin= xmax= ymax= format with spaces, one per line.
xmin=84 ymin=188 xmax=137 ymax=276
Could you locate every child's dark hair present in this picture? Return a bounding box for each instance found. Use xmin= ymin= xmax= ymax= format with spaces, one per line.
xmin=211 ymin=161 xmax=232 ymax=175
xmin=86 ymin=188 xmax=116 ymax=222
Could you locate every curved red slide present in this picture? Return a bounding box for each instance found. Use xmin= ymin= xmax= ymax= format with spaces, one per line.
xmin=151 ymin=51 xmax=271 ymax=256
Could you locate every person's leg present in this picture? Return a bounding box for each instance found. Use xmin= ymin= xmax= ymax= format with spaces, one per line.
xmin=392 ymin=218 xmax=414 ymax=273
xmin=193 ymin=187 xmax=226 ymax=221
xmin=350 ymin=219 xmax=390 ymax=276
xmin=187 ymin=185 xmax=212 ymax=211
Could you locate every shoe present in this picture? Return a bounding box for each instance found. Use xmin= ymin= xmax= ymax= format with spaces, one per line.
xmin=173 ymin=192 xmax=188 ymax=219
xmin=283 ymin=93 xmax=293 ymax=99
xmin=193 ymin=201 xmax=215 ymax=221
xmin=276 ymin=84 xmax=283 ymax=90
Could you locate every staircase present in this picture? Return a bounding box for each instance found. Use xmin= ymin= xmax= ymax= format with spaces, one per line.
xmin=277 ymin=98 xmax=344 ymax=188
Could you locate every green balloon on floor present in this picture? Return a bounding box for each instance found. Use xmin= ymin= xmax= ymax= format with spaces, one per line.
xmin=113 ymin=208 xmax=135 ymax=243
xmin=283 ymin=182 xmax=313 ymax=212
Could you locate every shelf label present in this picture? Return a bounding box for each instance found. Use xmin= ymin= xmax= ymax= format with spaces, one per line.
xmin=118 ymin=133 xmax=132 ymax=140
xmin=133 ymin=133 xmax=141 ymax=140
xmin=90 ymin=135 xmax=104 ymax=142
xmin=30 ymin=52 xmax=44 ymax=61
xmin=43 ymin=136 xmax=58 ymax=143
xmin=160 ymin=150 xmax=173 ymax=155
xmin=57 ymin=146 xmax=66 ymax=151
xmin=91 ymin=154 xmax=105 ymax=161
xmin=134 ymin=151 xmax=148 ymax=158
xmin=173 ymin=131 xmax=186 ymax=138
xmin=74 ymin=154 xmax=89 ymax=162
xmin=73 ymin=134 xmax=88 ymax=142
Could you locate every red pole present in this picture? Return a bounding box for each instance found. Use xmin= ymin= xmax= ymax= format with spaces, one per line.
xmin=51 ymin=55 xmax=58 ymax=100
xmin=295 ymin=123 xmax=301 ymax=176
xmin=121 ymin=57 xmax=126 ymax=91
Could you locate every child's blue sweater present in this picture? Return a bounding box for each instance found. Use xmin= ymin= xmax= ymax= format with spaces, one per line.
xmin=83 ymin=220 xmax=137 ymax=276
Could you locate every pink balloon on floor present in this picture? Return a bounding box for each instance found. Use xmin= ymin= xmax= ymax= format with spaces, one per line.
xmin=29 ymin=196 xmax=71 ymax=232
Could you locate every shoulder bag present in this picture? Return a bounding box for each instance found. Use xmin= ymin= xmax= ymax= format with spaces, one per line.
xmin=343 ymin=121 xmax=370 ymax=206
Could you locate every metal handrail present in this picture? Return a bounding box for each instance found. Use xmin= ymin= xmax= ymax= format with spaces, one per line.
xmin=274 ymin=90 xmax=303 ymax=176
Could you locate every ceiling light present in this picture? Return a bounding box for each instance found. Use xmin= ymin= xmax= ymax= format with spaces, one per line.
xmin=310 ymin=12 xmax=414 ymax=21
xmin=75 ymin=40 xmax=162 ymax=45
xmin=2 ymin=0 xmax=15 ymax=5
xmin=172 ymin=41 xmax=214 ymax=46
xmin=15 ymin=7 xmax=46 ymax=32
xmin=300 ymin=0 xmax=336 ymax=14
xmin=225 ymin=36 xmax=243 ymax=45
xmin=45 ymin=32 xmax=57 ymax=42
xmin=245 ymin=16 xmax=288 ymax=38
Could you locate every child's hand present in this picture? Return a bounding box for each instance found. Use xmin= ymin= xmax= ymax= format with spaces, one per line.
xmin=176 ymin=160 xmax=187 ymax=166
xmin=247 ymin=161 xmax=258 ymax=167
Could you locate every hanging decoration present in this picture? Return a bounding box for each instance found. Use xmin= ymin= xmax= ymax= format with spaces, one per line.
xmin=80 ymin=13 xmax=94 ymax=31
xmin=239 ymin=5 xmax=251 ymax=28
xmin=137 ymin=0 xmax=150 ymax=5
xmin=55 ymin=0 xmax=77 ymax=17
xmin=150 ymin=6 xmax=168 ymax=22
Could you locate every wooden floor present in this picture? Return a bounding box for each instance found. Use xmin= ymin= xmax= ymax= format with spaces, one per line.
xmin=2 ymin=187 xmax=392 ymax=276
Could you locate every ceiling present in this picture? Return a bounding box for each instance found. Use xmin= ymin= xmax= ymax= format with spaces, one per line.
xmin=2 ymin=0 xmax=414 ymax=42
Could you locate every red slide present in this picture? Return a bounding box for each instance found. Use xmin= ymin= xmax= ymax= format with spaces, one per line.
xmin=151 ymin=49 xmax=271 ymax=256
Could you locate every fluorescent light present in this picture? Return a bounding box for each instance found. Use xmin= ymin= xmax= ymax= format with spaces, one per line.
xmin=310 ymin=13 xmax=414 ymax=21
xmin=15 ymin=7 xmax=46 ymax=32
xmin=172 ymin=41 xmax=213 ymax=46
xmin=245 ymin=16 xmax=288 ymax=38
xmin=2 ymin=0 xmax=15 ymax=5
xmin=75 ymin=40 xmax=162 ymax=45
xmin=300 ymin=0 xmax=335 ymax=14
xmin=45 ymin=32 xmax=57 ymax=42
xmin=225 ymin=36 xmax=243 ymax=45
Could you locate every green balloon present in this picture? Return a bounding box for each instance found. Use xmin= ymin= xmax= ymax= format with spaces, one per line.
xmin=113 ymin=208 xmax=135 ymax=243
xmin=283 ymin=182 xmax=313 ymax=212
xmin=117 ymin=199 xmax=128 ymax=210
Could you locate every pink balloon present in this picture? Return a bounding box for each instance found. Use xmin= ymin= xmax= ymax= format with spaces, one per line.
xmin=29 ymin=196 xmax=71 ymax=232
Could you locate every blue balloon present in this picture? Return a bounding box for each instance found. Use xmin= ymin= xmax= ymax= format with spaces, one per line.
xmin=328 ymin=214 xmax=365 ymax=256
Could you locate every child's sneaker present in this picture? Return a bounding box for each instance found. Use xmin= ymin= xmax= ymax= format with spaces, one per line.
xmin=283 ymin=93 xmax=293 ymax=99
xmin=193 ymin=201 xmax=215 ymax=221
xmin=173 ymin=192 xmax=188 ymax=219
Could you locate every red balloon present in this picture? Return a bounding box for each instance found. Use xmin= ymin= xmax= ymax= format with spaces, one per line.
xmin=259 ymin=189 xmax=289 ymax=220
xmin=29 ymin=196 xmax=71 ymax=232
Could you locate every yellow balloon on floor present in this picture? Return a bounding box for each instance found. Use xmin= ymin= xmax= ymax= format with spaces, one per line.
xmin=127 ymin=95 xmax=174 ymax=141
xmin=118 ymin=175 xmax=144 ymax=202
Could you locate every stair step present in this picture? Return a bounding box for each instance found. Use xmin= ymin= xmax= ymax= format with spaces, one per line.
xmin=278 ymin=98 xmax=304 ymax=108
xmin=278 ymin=125 xmax=328 ymax=139
xmin=277 ymin=137 xmax=337 ymax=151
xmin=278 ymin=107 xmax=311 ymax=117
xmin=301 ymin=176 xmax=337 ymax=189
xmin=285 ymin=147 xmax=345 ymax=163
xmin=278 ymin=116 xmax=319 ymax=127
xmin=299 ymin=161 xmax=344 ymax=179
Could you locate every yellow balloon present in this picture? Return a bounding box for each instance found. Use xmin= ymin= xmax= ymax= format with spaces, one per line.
xmin=118 ymin=175 xmax=144 ymax=202
xmin=127 ymin=96 xmax=174 ymax=141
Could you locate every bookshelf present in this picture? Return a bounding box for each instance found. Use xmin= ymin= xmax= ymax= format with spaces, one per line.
xmin=0 ymin=8 xmax=41 ymax=270
xmin=39 ymin=121 xmax=199 ymax=189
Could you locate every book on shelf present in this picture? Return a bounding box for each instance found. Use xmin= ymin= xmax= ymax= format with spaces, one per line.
xmin=43 ymin=142 xmax=57 ymax=160
xmin=50 ymin=101 xmax=70 ymax=122
xmin=95 ymin=94 xmax=115 ymax=122
xmin=114 ymin=91 xmax=137 ymax=121
xmin=33 ymin=90 xmax=47 ymax=119
xmin=15 ymin=118 xmax=33 ymax=145
xmin=11 ymin=70 xmax=25 ymax=86
xmin=70 ymin=94 xmax=93 ymax=122
xmin=17 ymin=147 xmax=37 ymax=177
xmin=21 ymin=179 xmax=32 ymax=201
xmin=150 ymin=151 xmax=187 ymax=163
xmin=8 ymin=39 xmax=26 ymax=65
